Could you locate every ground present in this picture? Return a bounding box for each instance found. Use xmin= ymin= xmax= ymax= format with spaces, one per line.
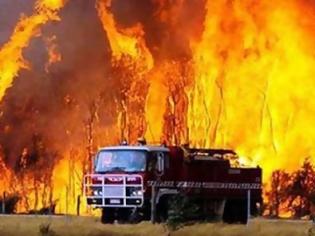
xmin=0 ymin=215 xmax=311 ymax=236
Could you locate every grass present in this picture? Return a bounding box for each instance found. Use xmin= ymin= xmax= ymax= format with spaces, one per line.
xmin=0 ymin=215 xmax=311 ymax=236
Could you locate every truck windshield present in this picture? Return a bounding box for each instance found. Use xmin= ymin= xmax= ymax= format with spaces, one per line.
xmin=95 ymin=150 xmax=146 ymax=173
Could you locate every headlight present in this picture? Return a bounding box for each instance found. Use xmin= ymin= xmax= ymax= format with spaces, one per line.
xmin=131 ymin=190 xmax=143 ymax=196
xmin=93 ymin=189 xmax=103 ymax=196
xmin=127 ymin=187 xmax=143 ymax=196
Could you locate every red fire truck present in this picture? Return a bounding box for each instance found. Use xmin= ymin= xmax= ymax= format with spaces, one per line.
xmin=84 ymin=142 xmax=262 ymax=224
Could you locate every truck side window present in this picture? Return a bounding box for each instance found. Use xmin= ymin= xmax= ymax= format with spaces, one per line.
xmin=148 ymin=153 xmax=158 ymax=171
xmin=148 ymin=152 xmax=169 ymax=171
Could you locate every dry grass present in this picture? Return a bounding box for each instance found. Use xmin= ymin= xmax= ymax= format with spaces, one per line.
xmin=172 ymin=220 xmax=310 ymax=236
xmin=0 ymin=215 xmax=311 ymax=236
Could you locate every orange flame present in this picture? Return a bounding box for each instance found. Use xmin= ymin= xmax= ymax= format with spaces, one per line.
xmin=188 ymin=0 xmax=315 ymax=180
xmin=0 ymin=0 xmax=67 ymax=101
xmin=96 ymin=0 xmax=315 ymax=181
xmin=96 ymin=0 xmax=153 ymax=69
xmin=44 ymin=35 xmax=61 ymax=73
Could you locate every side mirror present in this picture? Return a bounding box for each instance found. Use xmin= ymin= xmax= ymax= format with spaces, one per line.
xmin=157 ymin=153 xmax=164 ymax=173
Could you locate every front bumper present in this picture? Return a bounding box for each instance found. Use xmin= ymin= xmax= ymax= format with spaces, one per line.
xmin=84 ymin=174 xmax=144 ymax=208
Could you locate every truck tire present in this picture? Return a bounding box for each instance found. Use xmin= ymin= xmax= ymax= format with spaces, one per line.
xmin=156 ymin=196 xmax=169 ymax=223
xmin=101 ymin=208 xmax=115 ymax=224
xmin=128 ymin=209 xmax=142 ymax=224
xmin=222 ymin=199 xmax=248 ymax=224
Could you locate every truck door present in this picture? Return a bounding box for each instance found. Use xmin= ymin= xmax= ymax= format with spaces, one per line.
xmin=148 ymin=152 xmax=168 ymax=179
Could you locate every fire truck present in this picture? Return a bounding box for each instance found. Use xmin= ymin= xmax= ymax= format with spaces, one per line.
xmin=84 ymin=142 xmax=262 ymax=224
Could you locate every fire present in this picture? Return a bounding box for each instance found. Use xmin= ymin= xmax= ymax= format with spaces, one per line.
xmin=36 ymin=0 xmax=66 ymax=10
xmin=188 ymin=0 xmax=315 ymax=180
xmin=97 ymin=0 xmax=153 ymax=142
xmin=0 ymin=0 xmax=315 ymax=214
xmin=0 ymin=0 xmax=67 ymax=102
xmin=44 ymin=35 xmax=62 ymax=72
xmin=96 ymin=0 xmax=153 ymax=68
xmin=96 ymin=0 xmax=138 ymax=60
xmin=0 ymin=155 xmax=12 ymax=192
xmin=0 ymin=0 xmax=67 ymax=213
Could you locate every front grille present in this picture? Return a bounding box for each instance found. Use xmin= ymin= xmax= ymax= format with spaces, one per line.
xmin=103 ymin=186 xmax=124 ymax=197
xmin=84 ymin=174 xmax=143 ymax=207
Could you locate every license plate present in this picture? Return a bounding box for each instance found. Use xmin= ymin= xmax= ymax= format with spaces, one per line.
xmin=109 ymin=199 xmax=120 ymax=204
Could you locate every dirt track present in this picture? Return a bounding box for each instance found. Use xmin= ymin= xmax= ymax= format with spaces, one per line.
xmin=0 ymin=215 xmax=311 ymax=236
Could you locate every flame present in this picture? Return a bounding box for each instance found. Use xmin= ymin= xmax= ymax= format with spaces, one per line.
xmin=0 ymin=0 xmax=67 ymax=213
xmin=96 ymin=0 xmax=154 ymax=142
xmin=0 ymin=155 xmax=12 ymax=192
xmin=187 ymin=0 xmax=315 ymax=180
xmin=0 ymin=0 xmax=67 ymax=102
xmin=44 ymin=35 xmax=61 ymax=72
xmin=51 ymin=155 xmax=90 ymax=215
xmin=96 ymin=0 xmax=153 ymax=68
xmin=96 ymin=0 xmax=315 ymax=181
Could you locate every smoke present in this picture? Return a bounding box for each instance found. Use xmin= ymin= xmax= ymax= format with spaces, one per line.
xmin=0 ymin=0 xmax=118 ymax=169
xmin=0 ymin=0 xmax=35 ymax=46
xmin=110 ymin=0 xmax=206 ymax=60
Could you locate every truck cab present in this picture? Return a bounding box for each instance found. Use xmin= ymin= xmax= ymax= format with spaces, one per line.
xmin=84 ymin=145 xmax=169 ymax=223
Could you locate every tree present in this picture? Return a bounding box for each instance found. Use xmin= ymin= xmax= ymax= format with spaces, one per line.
xmin=266 ymin=170 xmax=291 ymax=217
xmin=287 ymin=158 xmax=315 ymax=218
xmin=266 ymin=158 xmax=315 ymax=218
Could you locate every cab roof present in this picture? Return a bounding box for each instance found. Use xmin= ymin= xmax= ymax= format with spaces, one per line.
xmin=99 ymin=145 xmax=170 ymax=152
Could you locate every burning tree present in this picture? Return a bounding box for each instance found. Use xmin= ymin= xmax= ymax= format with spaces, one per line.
xmin=162 ymin=60 xmax=193 ymax=145
xmin=266 ymin=170 xmax=291 ymax=217
xmin=266 ymin=158 xmax=315 ymax=218
xmin=13 ymin=135 xmax=56 ymax=213
xmin=287 ymin=158 xmax=315 ymax=218
xmin=111 ymin=55 xmax=150 ymax=143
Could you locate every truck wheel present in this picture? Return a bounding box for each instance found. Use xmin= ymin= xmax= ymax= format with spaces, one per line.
xmin=117 ymin=208 xmax=129 ymax=223
xmin=142 ymin=201 xmax=151 ymax=221
xmin=156 ymin=197 xmax=169 ymax=223
xmin=116 ymin=208 xmax=141 ymax=224
xmin=101 ymin=208 xmax=115 ymax=224
xmin=223 ymin=199 xmax=247 ymax=224
xmin=128 ymin=209 xmax=142 ymax=224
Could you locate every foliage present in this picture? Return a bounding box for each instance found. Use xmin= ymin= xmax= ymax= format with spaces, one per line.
xmin=0 ymin=194 xmax=20 ymax=213
xmin=167 ymin=193 xmax=201 ymax=230
xmin=266 ymin=170 xmax=291 ymax=216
